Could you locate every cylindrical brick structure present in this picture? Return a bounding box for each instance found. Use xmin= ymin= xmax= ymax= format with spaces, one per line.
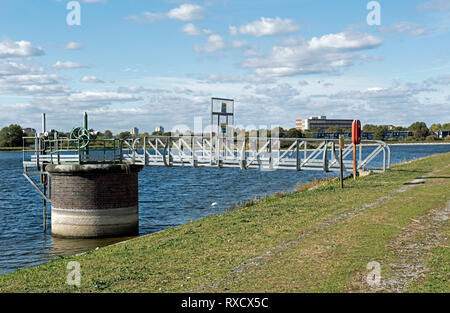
xmin=46 ymin=164 xmax=143 ymax=238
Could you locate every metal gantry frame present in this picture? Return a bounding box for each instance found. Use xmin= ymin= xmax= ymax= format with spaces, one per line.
xmin=25 ymin=134 xmax=390 ymax=173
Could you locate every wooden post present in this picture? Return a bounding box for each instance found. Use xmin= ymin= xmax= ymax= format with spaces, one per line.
xmin=339 ymin=135 xmax=344 ymax=189
xmin=353 ymin=144 xmax=357 ymax=180
xmin=43 ymin=184 xmax=47 ymax=232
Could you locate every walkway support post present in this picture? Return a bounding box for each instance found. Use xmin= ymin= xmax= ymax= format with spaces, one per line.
xmin=353 ymin=144 xmax=357 ymax=180
xmin=352 ymin=120 xmax=361 ymax=180
xmin=339 ymin=135 xmax=344 ymax=189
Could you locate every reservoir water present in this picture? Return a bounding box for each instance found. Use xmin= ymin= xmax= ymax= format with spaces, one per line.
xmin=1 ymin=144 xmax=449 ymax=274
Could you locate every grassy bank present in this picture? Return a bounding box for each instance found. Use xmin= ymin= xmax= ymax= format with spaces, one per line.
xmin=1 ymin=153 xmax=449 ymax=293
xmin=0 ymin=147 xmax=24 ymax=152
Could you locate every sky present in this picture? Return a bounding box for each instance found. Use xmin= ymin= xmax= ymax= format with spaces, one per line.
xmin=0 ymin=0 xmax=449 ymax=133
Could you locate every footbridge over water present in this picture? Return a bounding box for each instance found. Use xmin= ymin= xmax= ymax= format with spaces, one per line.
xmin=24 ymin=134 xmax=390 ymax=172
xmin=21 ymin=107 xmax=390 ymax=238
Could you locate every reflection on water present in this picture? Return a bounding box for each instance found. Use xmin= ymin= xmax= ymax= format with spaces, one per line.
xmin=50 ymin=236 xmax=137 ymax=257
xmin=1 ymin=144 xmax=450 ymax=274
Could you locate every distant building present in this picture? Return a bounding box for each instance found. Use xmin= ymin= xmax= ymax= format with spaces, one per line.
xmin=384 ymin=131 xmax=413 ymax=139
xmin=22 ymin=128 xmax=36 ymax=134
xmin=296 ymin=116 xmax=353 ymax=131
xmin=312 ymin=132 xmax=374 ymax=140
xmin=434 ymin=130 xmax=450 ymax=139
xmin=130 ymin=127 xmax=139 ymax=135
xmin=155 ymin=126 xmax=164 ymax=133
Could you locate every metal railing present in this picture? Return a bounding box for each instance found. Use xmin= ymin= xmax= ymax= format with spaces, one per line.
xmin=23 ymin=135 xmax=390 ymax=173
xmin=23 ymin=136 xmax=122 ymax=168
xmin=120 ymin=135 xmax=390 ymax=172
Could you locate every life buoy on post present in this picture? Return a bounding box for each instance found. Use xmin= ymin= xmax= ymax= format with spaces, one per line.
xmin=352 ymin=120 xmax=361 ymax=179
xmin=352 ymin=120 xmax=361 ymax=145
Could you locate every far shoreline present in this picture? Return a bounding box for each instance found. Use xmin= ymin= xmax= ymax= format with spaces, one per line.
xmin=1 ymin=141 xmax=450 ymax=152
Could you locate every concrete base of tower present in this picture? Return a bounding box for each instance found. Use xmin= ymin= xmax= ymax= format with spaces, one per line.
xmin=46 ymin=164 xmax=143 ymax=238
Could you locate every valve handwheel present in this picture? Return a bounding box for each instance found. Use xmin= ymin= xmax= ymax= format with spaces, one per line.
xmin=70 ymin=126 xmax=90 ymax=149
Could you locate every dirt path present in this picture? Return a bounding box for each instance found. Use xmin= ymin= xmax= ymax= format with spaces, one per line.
xmin=195 ymin=166 xmax=449 ymax=292
xmin=371 ymin=199 xmax=450 ymax=292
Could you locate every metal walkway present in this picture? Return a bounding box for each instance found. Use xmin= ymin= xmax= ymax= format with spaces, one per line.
xmin=23 ymin=135 xmax=391 ymax=173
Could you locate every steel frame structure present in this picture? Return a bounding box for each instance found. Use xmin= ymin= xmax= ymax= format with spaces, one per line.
xmin=24 ymin=135 xmax=391 ymax=173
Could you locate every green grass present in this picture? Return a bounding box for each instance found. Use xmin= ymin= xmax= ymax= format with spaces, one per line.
xmin=407 ymin=219 xmax=450 ymax=293
xmin=0 ymin=152 xmax=449 ymax=293
xmin=0 ymin=147 xmax=26 ymax=151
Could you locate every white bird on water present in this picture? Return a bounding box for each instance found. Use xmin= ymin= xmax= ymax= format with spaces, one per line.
xmin=211 ymin=202 xmax=217 ymax=207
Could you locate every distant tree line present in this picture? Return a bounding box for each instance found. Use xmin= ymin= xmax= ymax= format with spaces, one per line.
xmin=1 ymin=121 xmax=450 ymax=148
xmin=0 ymin=124 xmax=23 ymax=147
xmin=363 ymin=122 xmax=450 ymax=141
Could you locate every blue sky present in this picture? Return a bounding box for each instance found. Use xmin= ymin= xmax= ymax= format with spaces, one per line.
xmin=0 ymin=0 xmax=449 ymax=133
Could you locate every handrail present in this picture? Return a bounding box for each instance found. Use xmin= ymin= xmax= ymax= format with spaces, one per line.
xmin=23 ymin=135 xmax=390 ymax=172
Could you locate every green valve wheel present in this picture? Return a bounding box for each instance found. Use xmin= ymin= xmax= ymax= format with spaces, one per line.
xmin=70 ymin=126 xmax=90 ymax=149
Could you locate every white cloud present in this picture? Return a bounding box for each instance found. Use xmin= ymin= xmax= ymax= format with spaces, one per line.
xmin=0 ymin=73 xmax=70 ymax=96
xmin=424 ymin=74 xmax=450 ymax=86
xmin=66 ymin=91 xmax=140 ymax=104
xmin=0 ymin=60 xmax=68 ymax=98
xmin=167 ymin=4 xmax=204 ymax=21
xmin=62 ymin=42 xmax=84 ymax=50
xmin=255 ymin=83 xmax=300 ymax=99
xmin=52 ymin=61 xmax=88 ymax=70
xmin=308 ymin=32 xmax=382 ymax=50
xmin=380 ymin=22 xmax=428 ymax=36
xmin=3 ymin=74 xmax=62 ymax=85
xmin=1 ymin=73 xmax=448 ymax=133
xmin=195 ymin=34 xmax=226 ymax=52
xmin=0 ymin=61 xmax=43 ymax=76
xmin=195 ymin=37 xmax=248 ymax=53
xmin=417 ymin=0 xmax=450 ymax=11
xmin=0 ymin=39 xmax=44 ymax=59
xmin=229 ymin=17 xmax=299 ymax=37
xmin=298 ymin=80 xmax=309 ymax=86
xmin=124 ymin=12 xmax=164 ymax=23
xmin=195 ymin=74 xmax=276 ymax=85
xmin=241 ymin=31 xmax=382 ymax=77
xmin=80 ymin=76 xmax=114 ymax=83
xmin=231 ymin=40 xmax=248 ymax=48
xmin=181 ymin=23 xmax=212 ymax=35
xmin=306 ymin=81 xmax=447 ymax=125
xmin=117 ymin=86 xmax=167 ymax=94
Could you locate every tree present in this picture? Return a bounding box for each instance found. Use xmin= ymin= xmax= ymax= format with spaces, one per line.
xmin=104 ymin=130 xmax=113 ymax=139
xmin=442 ymin=123 xmax=450 ymax=130
xmin=408 ymin=121 xmax=428 ymax=131
xmin=284 ymin=128 xmax=303 ymax=138
xmin=413 ymin=129 xmax=429 ymax=139
xmin=325 ymin=126 xmax=350 ymax=133
xmin=117 ymin=131 xmax=131 ymax=139
xmin=429 ymin=124 xmax=442 ymax=132
xmin=362 ymin=124 xmax=377 ymax=132
xmin=0 ymin=124 xmax=23 ymax=147
xmin=408 ymin=122 xmax=429 ymax=140
xmin=374 ymin=127 xmax=385 ymax=140
xmin=310 ymin=127 xmax=323 ymax=133
xmin=302 ymin=130 xmax=315 ymax=138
